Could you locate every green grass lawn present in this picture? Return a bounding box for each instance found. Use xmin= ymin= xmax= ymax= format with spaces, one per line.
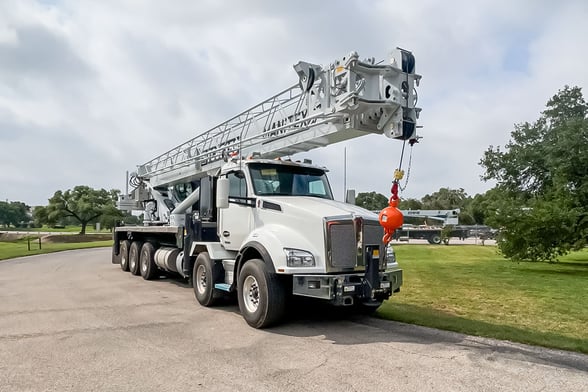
xmin=378 ymin=245 xmax=588 ymax=353
xmin=0 ymin=238 xmax=113 ymax=261
xmin=1 ymin=225 xmax=111 ymax=233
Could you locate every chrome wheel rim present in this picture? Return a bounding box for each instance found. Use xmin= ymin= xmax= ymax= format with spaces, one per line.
xmin=242 ymin=275 xmax=260 ymax=314
xmin=196 ymin=264 xmax=207 ymax=295
xmin=141 ymin=256 xmax=147 ymax=272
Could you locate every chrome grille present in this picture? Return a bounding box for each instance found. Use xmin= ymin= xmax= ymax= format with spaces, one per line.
xmin=364 ymin=222 xmax=385 ymax=268
xmin=326 ymin=217 xmax=384 ymax=271
xmin=328 ymin=222 xmax=356 ymax=268
xmin=363 ymin=223 xmax=384 ymax=247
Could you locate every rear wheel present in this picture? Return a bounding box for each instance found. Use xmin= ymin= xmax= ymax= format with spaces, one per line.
xmin=129 ymin=241 xmax=143 ymax=276
xmin=237 ymin=259 xmax=286 ymax=328
xmin=119 ymin=240 xmax=131 ymax=272
xmin=140 ymin=242 xmax=158 ymax=280
xmin=193 ymin=252 xmax=220 ymax=306
xmin=429 ymin=234 xmax=441 ymax=244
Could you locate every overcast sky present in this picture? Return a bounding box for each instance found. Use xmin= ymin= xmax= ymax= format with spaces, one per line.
xmin=1 ymin=0 xmax=587 ymax=206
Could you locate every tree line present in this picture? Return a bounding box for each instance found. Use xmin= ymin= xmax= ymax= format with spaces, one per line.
xmin=1 ymin=186 xmax=135 ymax=234
xmin=0 ymin=201 xmax=31 ymax=228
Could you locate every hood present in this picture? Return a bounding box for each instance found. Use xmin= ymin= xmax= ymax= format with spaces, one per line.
xmin=262 ymin=196 xmax=379 ymax=221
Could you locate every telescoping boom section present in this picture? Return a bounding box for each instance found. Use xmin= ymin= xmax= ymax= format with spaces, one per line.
xmin=135 ymin=49 xmax=421 ymax=188
xmin=114 ymin=48 xmax=421 ymax=328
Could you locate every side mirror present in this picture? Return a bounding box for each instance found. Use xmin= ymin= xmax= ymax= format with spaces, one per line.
xmin=216 ymin=178 xmax=229 ymax=209
xmin=345 ymin=189 xmax=356 ymax=205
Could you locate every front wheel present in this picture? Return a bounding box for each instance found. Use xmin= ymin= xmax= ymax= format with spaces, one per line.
xmin=237 ymin=259 xmax=286 ymax=329
xmin=354 ymin=301 xmax=381 ymax=315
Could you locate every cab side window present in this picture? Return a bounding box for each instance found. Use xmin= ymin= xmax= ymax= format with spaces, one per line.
xmin=228 ymin=171 xmax=247 ymax=198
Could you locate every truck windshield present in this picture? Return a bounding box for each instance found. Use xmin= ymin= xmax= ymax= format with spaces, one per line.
xmin=249 ymin=163 xmax=334 ymax=199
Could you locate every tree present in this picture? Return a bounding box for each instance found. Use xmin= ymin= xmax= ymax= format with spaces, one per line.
xmin=0 ymin=201 xmax=31 ymax=228
xmin=43 ymin=186 xmax=122 ymax=234
xmin=441 ymin=225 xmax=454 ymax=245
xmin=398 ymin=198 xmax=423 ymax=210
xmin=421 ymin=188 xmax=469 ymax=210
xmin=355 ymin=191 xmax=389 ymax=211
xmin=466 ymin=188 xmax=501 ymax=225
xmin=98 ymin=190 xmax=124 ymax=231
xmin=457 ymin=211 xmax=475 ymax=226
xmin=480 ymin=86 xmax=588 ymax=261
xmin=33 ymin=206 xmax=54 ymax=228
xmin=419 ymin=187 xmax=474 ymax=225
xmin=485 ymin=195 xmax=579 ymax=261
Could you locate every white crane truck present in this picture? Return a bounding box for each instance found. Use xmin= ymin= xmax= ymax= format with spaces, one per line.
xmin=112 ymin=48 xmax=421 ymax=328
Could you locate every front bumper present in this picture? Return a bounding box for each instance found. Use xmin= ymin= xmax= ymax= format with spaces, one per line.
xmin=292 ymin=269 xmax=402 ymax=306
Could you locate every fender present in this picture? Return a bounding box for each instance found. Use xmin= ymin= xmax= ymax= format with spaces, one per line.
xmin=235 ymin=241 xmax=276 ymax=277
xmin=239 ymin=222 xmax=325 ymax=273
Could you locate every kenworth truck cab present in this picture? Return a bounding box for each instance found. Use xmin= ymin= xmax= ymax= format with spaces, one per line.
xmin=218 ymin=158 xmax=402 ymax=308
xmin=113 ymin=48 xmax=420 ymax=328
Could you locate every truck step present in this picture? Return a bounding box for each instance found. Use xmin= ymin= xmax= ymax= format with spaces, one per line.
xmin=222 ymin=259 xmax=235 ymax=285
xmin=214 ymin=283 xmax=231 ymax=292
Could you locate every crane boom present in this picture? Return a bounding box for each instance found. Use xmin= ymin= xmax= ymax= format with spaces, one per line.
xmin=136 ymin=49 xmax=421 ymax=188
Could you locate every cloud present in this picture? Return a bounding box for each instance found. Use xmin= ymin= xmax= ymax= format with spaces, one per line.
xmin=0 ymin=0 xmax=586 ymax=206
xmin=0 ymin=26 xmax=91 ymax=80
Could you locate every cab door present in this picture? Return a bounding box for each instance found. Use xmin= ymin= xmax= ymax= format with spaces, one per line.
xmin=218 ymin=170 xmax=253 ymax=251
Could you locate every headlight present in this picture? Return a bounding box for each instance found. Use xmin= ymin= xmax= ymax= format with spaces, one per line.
xmin=385 ymin=245 xmax=397 ymax=268
xmin=284 ymin=248 xmax=315 ymax=267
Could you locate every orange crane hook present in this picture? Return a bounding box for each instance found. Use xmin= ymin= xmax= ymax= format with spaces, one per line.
xmin=379 ymin=170 xmax=405 ymax=244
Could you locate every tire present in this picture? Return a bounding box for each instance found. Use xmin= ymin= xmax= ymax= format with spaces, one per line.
xmin=129 ymin=241 xmax=143 ymax=276
xmin=119 ymin=240 xmax=131 ymax=272
xmin=237 ymin=259 xmax=286 ymax=329
xmin=430 ymin=235 xmax=441 ymax=245
xmin=354 ymin=301 xmax=381 ymax=315
xmin=140 ymin=242 xmax=158 ymax=280
xmin=193 ymin=252 xmax=221 ymax=306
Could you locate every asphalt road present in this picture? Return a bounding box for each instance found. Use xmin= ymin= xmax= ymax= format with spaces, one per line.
xmin=0 ymin=248 xmax=586 ymax=392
